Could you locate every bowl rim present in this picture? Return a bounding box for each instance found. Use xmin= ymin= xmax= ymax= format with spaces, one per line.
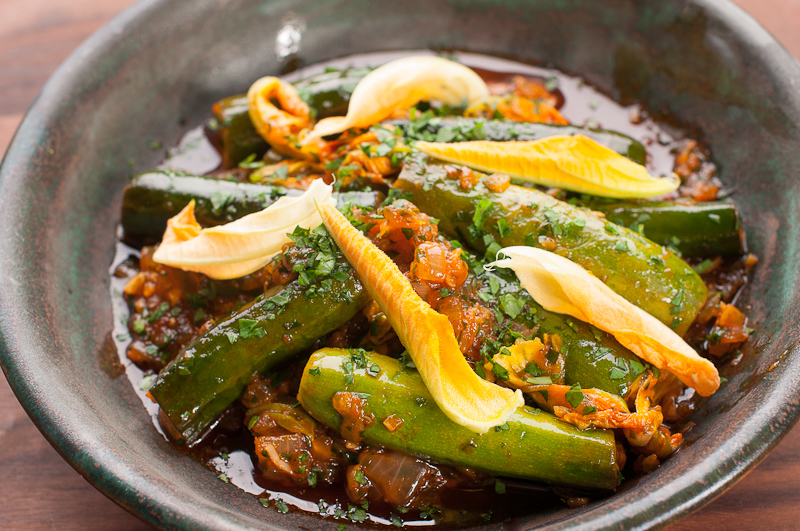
xmin=2 ymin=0 xmax=800 ymax=529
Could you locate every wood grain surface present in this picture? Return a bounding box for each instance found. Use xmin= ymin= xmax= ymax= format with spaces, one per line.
xmin=1 ymin=0 xmax=800 ymax=529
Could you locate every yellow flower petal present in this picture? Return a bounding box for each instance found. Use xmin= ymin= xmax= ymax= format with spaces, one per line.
xmin=317 ymin=201 xmax=523 ymax=433
xmin=152 ymin=180 xmax=335 ymax=279
xmin=414 ymin=135 xmax=680 ymax=198
xmin=302 ymin=56 xmax=489 ymax=144
xmin=247 ymin=76 xmax=321 ymax=159
xmin=489 ymin=246 xmax=719 ymax=396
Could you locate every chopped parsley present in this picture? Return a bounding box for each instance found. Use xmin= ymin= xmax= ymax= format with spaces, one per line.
xmin=526 ymin=375 xmax=552 ymax=385
xmin=614 ymin=240 xmax=631 ymax=252
xmin=348 ymin=505 xmax=367 ymax=522
xmin=670 ymin=289 xmax=685 ymax=315
xmin=209 ymin=190 xmax=234 ymax=214
xmin=353 ymin=469 xmax=366 ymax=485
xmin=238 ymin=153 xmax=265 ymax=169
xmin=499 ymin=294 xmax=524 ymax=319
xmin=148 ymin=301 xmax=170 ymax=323
xmin=491 ymin=362 xmax=510 ymax=381
xmin=693 ymin=258 xmax=715 ymax=275
xmin=132 ymin=319 xmax=146 ymax=334
xmin=565 ymin=383 xmax=584 ymax=408
xmin=238 ymin=318 xmax=265 ymax=339
xmin=473 ymin=199 xmax=494 ymax=228
xmin=543 ymin=208 xmax=563 ymax=237
xmin=139 ymin=374 xmax=155 ymax=391
xmin=496 ymin=218 xmax=511 ymax=238
xmin=609 ymin=367 xmax=626 ymax=380
xmin=488 ymin=276 xmax=501 ymax=295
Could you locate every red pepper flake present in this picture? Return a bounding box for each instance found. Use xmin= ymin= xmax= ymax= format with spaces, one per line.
xmin=485 ymin=173 xmax=511 ymax=193
xmin=382 ymin=414 xmax=404 ymax=432
xmin=459 ymin=167 xmax=481 ymax=190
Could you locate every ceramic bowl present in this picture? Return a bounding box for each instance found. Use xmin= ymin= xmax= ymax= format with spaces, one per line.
xmin=2 ymin=0 xmax=800 ymax=529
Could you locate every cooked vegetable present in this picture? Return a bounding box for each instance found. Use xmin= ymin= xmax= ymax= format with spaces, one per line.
xmin=303 ymin=56 xmax=490 ymax=143
xmin=414 ymin=136 xmax=679 ymax=198
xmin=392 ymin=117 xmax=647 ymax=165
xmin=248 ymin=76 xmax=319 ymax=159
xmin=317 ymin=201 xmax=523 ymax=433
xmin=490 ymin=246 xmax=720 ymax=396
xmin=120 ymin=173 xmax=736 ymax=261
xmin=120 ymin=171 xmax=377 ymax=240
xmin=213 ymin=68 xmax=369 ymax=167
xmin=212 ymin=95 xmax=270 ymax=169
xmin=583 ymin=199 xmax=745 ymax=258
xmin=486 ymin=340 xmax=670 ymax=449
xmin=293 ymin=67 xmax=370 ymax=120
xmin=395 ymin=158 xmax=708 ymax=335
xmin=151 ymin=180 xmax=334 ymax=279
xmin=213 ymin=68 xmax=369 ymax=168
xmin=150 ymin=233 xmax=370 ymax=444
xmin=299 ymin=349 xmax=619 ymax=490
xmin=121 ymin=172 xmax=291 ymax=239
xmin=114 ymin=53 xmax=757 ymax=522
xmin=477 ymin=267 xmax=644 ymax=398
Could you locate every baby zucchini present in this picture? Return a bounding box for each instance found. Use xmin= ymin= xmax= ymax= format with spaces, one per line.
xmin=583 ymin=199 xmax=745 ymax=258
xmin=121 ymin=172 xmax=377 ymax=241
xmin=299 ymin=348 xmax=619 ymax=490
xmin=150 ymin=233 xmax=370 ymax=444
xmin=396 ymin=158 xmax=707 ymax=335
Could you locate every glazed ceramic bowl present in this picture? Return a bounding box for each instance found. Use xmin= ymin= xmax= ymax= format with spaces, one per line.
xmin=2 ymin=0 xmax=800 ymax=529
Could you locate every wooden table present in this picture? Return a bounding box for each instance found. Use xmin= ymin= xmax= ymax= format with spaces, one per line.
xmin=1 ymin=0 xmax=799 ymax=529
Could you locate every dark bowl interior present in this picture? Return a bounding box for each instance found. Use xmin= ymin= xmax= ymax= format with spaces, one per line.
xmin=2 ymin=0 xmax=800 ymax=529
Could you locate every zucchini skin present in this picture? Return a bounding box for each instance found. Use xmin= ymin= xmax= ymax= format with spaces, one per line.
xmin=391 ymin=117 xmax=647 ymax=166
xmin=396 ymin=158 xmax=707 ymax=335
xmin=292 ymin=67 xmax=370 ymax=120
xmin=299 ymin=349 xmax=618 ymax=490
xmin=150 ymin=252 xmax=370 ymax=445
xmin=478 ymin=268 xmax=643 ymax=397
xmin=121 ymin=172 xmax=289 ymax=240
xmin=584 ymin=199 xmax=745 ymax=258
xmin=120 ymin=172 xmax=378 ymax=241
xmin=213 ymin=95 xmax=269 ymax=169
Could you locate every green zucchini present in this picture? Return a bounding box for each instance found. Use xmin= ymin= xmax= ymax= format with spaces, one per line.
xmin=476 ymin=267 xmax=644 ymax=397
xmin=395 ymin=157 xmax=707 ymax=335
xmin=293 ymin=67 xmax=371 ymax=120
xmin=150 ymin=229 xmax=370 ymax=444
xmin=390 ymin=117 xmax=647 ymax=166
xmin=212 ymin=95 xmax=270 ymax=169
xmin=582 ymin=199 xmax=745 ymax=258
xmin=121 ymin=172 xmax=378 ymax=241
xmin=214 ymin=68 xmax=369 ymax=168
xmin=299 ymin=349 xmax=618 ymax=490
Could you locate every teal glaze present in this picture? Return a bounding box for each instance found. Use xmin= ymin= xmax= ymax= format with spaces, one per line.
xmin=1 ymin=1 xmax=800 ymax=530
